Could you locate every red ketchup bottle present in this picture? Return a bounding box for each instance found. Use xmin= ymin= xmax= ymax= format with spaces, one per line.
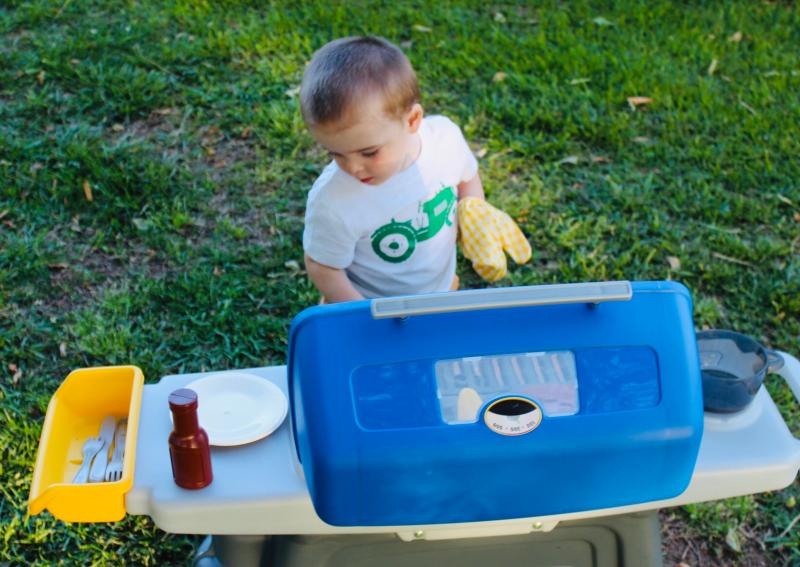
xmin=168 ymin=388 xmax=213 ymax=489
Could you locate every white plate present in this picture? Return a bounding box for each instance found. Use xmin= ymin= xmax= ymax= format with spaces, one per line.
xmin=182 ymin=372 xmax=288 ymax=446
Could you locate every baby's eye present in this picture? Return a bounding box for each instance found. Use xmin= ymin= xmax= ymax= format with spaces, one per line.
xmin=362 ymin=149 xmax=379 ymax=158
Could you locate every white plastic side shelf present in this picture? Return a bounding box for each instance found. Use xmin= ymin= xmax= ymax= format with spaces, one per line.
xmin=674 ymin=352 xmax=800 ymax=508
xmin=126 ymin=356 xmax=800 ymax=538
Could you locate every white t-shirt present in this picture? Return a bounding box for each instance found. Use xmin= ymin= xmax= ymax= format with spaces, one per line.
xmin=303 ymin=115 xmax=478 ymax=299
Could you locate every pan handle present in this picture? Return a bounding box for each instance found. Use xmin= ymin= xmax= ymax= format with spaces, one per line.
xmin=370 ymin=281 xmax=632 ymax=319
xmin=767 ymin=350 xmax=785 ymax=373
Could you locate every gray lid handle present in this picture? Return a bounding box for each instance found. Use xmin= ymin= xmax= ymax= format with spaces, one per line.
xmin=370 ymin=281 xmax=632 ymax=319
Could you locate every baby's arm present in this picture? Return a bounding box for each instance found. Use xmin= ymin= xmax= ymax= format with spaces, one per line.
xmin=304 ymin=253 xmax=365 ymax=303
xmin=458 ymin=173 xmax=485 ymax=201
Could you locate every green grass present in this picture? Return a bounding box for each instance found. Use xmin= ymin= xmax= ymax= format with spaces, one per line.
xmin=1 ymin=0 xmax=799 ymax=564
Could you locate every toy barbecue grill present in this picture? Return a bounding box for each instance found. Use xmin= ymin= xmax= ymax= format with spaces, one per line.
xmin=28 ymin=281 xmax=800 ymax=567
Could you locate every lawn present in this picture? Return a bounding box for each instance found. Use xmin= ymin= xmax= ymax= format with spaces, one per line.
xmin=1 ymin=0 xmax=799 ymax=564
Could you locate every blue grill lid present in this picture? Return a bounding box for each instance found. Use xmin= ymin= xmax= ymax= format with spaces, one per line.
xmin=288 ymin=281 xmax=703 ymax=526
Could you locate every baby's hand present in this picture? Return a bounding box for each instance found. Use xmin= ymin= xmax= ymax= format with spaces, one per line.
xmin=458 ymin=197 xmax=532 ymax=283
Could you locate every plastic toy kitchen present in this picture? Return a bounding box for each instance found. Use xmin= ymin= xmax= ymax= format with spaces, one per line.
xmin=28 ymin=281 xmax=800 ymax=567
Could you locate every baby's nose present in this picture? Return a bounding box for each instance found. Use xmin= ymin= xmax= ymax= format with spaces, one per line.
xmin=346 ymin=161 xmax=365 ymax=177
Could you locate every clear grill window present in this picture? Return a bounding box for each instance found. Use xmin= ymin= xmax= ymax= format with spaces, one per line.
xmin=435 ymin=351 xmax=579 ymax=424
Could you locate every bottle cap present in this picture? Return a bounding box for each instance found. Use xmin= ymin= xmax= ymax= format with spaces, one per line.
xmin=169 ymin=388 xmax=198 ymax=413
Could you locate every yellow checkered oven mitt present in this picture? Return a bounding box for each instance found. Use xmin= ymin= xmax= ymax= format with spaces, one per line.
xmin=458 ymin=197 xmax=532 ymax=282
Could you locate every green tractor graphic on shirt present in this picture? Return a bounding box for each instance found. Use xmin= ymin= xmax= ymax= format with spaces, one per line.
xmin=371 ymin=186 xmax=456 ymax=263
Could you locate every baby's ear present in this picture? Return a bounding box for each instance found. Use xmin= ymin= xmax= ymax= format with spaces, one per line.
xmin=406 ymin=103 xmax=424 ymax=133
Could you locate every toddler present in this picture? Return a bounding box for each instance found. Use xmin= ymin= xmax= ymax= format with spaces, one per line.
xmin=300 ymin=36 xmax=485 ymax=303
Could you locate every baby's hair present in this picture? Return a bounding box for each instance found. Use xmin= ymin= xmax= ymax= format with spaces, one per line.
xmin=300 ymin=36 xmax=419 ymax=126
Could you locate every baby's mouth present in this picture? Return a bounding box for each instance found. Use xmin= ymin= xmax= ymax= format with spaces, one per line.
xmin=359 ymin=177 xmax=375 ymax=184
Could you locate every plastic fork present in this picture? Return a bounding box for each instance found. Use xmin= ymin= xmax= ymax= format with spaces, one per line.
xmin=88 ymin=416 xmax=116 ymax=483
xmin=72 ymin=436 xmax=104 ymax=483
xmin=104 ymin=419 xmax=127 ymax=482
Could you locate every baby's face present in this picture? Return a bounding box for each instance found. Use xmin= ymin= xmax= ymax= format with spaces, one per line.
xmin=310 ymin=97 xmax=422 ymax=186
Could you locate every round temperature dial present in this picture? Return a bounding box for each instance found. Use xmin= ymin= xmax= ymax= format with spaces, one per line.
xmin=484 ymin=397 xmax=542 ymax=436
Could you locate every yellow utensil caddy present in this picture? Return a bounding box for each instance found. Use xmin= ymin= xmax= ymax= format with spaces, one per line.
xmin=28 ymin=366 xmax=144 ymax=522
